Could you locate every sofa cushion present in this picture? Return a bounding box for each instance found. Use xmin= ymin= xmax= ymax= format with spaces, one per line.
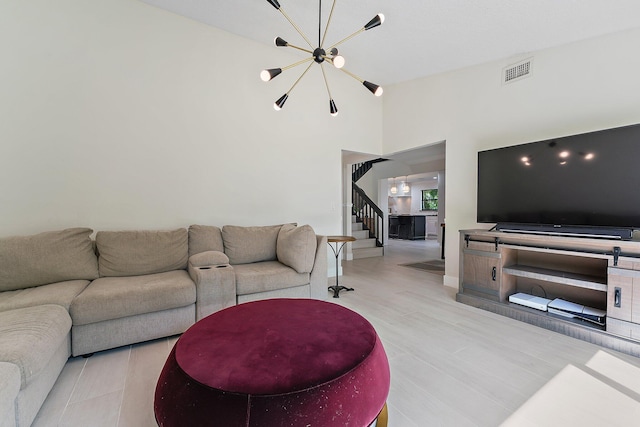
xmin=0 ymin=228 xmax=98 ymax=292
xmin=234 ymin=261 xmax=310 ymax=296
xmin=222 ymin=225 xmax=282 ymax=265
xmin=188 ymin=225 xmax=224 ymax=258
xmin=0 ymin=280 xmax=90 ymax=313
xmin=70 ymin=270 xmax=196 ymax=326
xmin=276 ymin=224 xmax=318 ymax=274
xmin=96 ymin=229 xmax=188 ymax=277
xmin=0 ymin=305 xmax=71 ymax=389
xmin=0 ymin=362 xmax=20 ymax=425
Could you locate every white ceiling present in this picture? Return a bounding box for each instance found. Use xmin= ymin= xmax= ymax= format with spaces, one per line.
xmin=140 ymin=0 xmax=640 ymax=85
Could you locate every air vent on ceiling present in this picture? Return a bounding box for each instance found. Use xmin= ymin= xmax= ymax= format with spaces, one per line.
xmin=503 ymin=58 xmax=533 ymax=84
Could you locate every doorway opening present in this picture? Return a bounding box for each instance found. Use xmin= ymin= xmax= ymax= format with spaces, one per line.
xmin=342 ymin=141 xmax=446 ymax=263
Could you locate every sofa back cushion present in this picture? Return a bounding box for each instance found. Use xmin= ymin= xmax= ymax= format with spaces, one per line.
xmin=276 ymin=224 xmax=318 ymax=274
xmin=188 ymin=225 xmax=224 ymax=257
xmin=0 ymin=228 xmax=99 ymax=292
xmin=96 ymin=228 xmax=188 ymax=277
xmin=222 ymin=225 xmax=282 ymax=265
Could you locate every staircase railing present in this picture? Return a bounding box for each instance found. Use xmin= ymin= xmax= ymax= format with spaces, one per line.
xmin=352 ymin=183 xmax=384 ymax=250
xmin=352 ymin=158 xmax=387 ymax=183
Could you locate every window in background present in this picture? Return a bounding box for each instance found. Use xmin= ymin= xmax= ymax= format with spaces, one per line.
xmin=421 ymin=189 xmax=438 ymax=211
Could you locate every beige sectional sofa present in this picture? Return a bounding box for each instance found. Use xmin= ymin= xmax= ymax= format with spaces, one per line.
xmin=0 ymin=223 xmax=327 ymax=427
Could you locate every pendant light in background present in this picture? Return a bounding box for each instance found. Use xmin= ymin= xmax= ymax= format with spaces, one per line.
xmin=402 ymin=176 xmax=410 ymax=194
xmin=390 ymin=178 xmax=398 ymax=195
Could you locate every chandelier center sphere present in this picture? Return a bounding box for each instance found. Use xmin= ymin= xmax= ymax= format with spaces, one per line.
xmin=313 ymin=48 xmax=326 ymax=64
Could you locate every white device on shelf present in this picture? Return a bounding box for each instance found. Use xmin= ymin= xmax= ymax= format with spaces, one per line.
xmin=547 ymin=298 xmax=606 ymax=326
xmin=508 ymin=292 xmax=551 ymax=311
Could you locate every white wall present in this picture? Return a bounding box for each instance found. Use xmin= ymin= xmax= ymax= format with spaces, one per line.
xmin=0 ymin=0 xmax=383 ymax=237
xmin=388 ymin=195 xmax=410 ymax=215
xmin=4 ymin=1 xmax=639 ymax=288
xmin=383 ymin=27 xmax=640 ymax=287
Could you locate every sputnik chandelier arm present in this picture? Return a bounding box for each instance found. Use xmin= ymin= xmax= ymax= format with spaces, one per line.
xmin=327 ymin=14 xmax=385 ymax=52
xmin=338 ymin=67 xmax=383 ymax=97
xmin=273 ymin=61 xmax=315 ymax=111
xmin=274 ymin=37 xmax=313 ymax=55
xmin=320 ymin=63 xmax=338 ymax=116
xmin=261 ymin=57 xmax=314 ymax=82
xmin=320 ymin=0 xmax=338 ymax=48
xmin=266 ymin=0 xmax=314 ymax=49
xmin=261 ymin=0 xmax=384 ymax=115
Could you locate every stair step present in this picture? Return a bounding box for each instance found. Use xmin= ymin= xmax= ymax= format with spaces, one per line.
xmin=352 ymin=230 xmax=369 ymax=240
xmin=352 ymin=238 xmax=377 ymax=249
xmin=352 ymin=246 xmax=384 ymax=259
xmin=352 ymin=222 xmax=363 ymax=231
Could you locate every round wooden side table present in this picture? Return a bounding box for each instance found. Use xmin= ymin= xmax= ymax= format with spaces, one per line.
xmin=327 ymin=235 xmax=356 ymax=298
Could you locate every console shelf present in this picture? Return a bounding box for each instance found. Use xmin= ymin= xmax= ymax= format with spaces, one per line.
xmin=502 ymin=264 xmax=607 ymax=292
xmin=458 ymin=229 xmax=640 ymax=357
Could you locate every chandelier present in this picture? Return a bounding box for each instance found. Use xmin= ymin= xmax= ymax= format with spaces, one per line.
xmin=261 ymin=0 xmax=385 ymax=116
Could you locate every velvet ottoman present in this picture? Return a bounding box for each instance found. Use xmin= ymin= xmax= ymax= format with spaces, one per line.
xmin=155 ymin=298 xmax=390 ymax=426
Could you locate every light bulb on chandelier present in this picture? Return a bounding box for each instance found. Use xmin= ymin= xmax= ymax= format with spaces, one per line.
xmin=260 ymin=68 xmax=282 ymax=82
xmin=330 ymin=99 xmax=338 ymax=116
xmin=329 ymin=48 xmax=345 ymax=69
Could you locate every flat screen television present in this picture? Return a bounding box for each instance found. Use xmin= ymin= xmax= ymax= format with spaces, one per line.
xmin=477 ymin=123 xmax=640 ymax=240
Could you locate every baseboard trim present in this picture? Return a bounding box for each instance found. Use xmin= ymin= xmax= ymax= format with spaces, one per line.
xmin=443 ymin=274 xmax=458 ymax=288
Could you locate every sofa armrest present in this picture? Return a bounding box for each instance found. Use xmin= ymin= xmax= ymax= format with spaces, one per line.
xmin=189 ymin=250 xmax=229 ymax=268
xmin=188 ymin=251 xmax=236 ymax=320
xmin=309 ymin=235 xmax=328 ymax=300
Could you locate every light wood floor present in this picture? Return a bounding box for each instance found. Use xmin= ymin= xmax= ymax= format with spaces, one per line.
xmin=33 ymin=239 xmax=640 ymax=426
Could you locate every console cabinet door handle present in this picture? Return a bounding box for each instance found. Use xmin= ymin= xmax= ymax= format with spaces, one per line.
xmin=491 ymin=266 xmax=497 ymax=281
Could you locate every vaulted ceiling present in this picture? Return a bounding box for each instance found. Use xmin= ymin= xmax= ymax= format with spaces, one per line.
xmin=141 ymin=0 xmax=640 ymax=85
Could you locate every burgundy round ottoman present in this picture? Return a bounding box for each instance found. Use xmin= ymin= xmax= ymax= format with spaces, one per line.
xmin=154 ymin=298 xmax=390 ymax=427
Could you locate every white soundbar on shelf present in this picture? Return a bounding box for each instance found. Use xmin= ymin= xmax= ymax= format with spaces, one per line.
xmin=508 ymin=292 xmax=551 ymax=311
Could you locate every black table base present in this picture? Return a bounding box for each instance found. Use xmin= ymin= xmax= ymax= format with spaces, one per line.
xmin=328 ymin=284 xmax=354 ymax=298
